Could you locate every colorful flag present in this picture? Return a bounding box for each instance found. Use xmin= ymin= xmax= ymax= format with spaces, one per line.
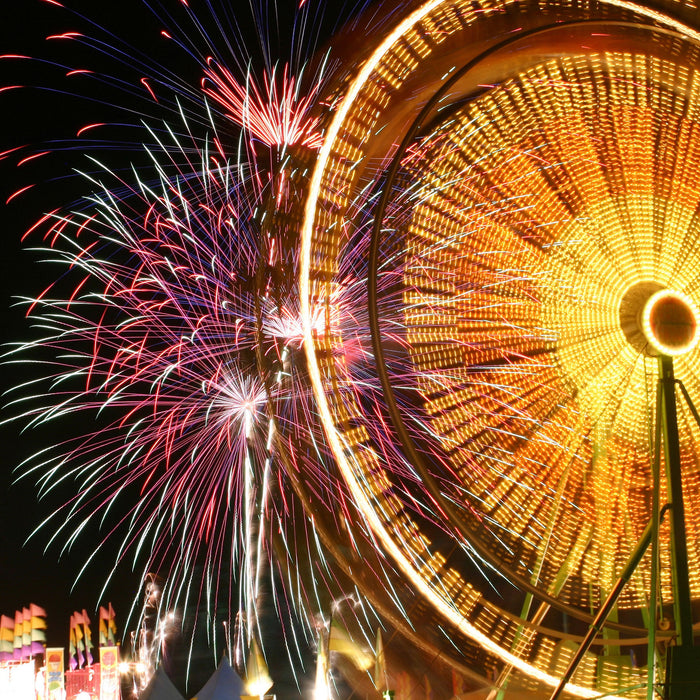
xmin=108 ymin=603 xmax=117 ymax=644
xmin=98 ymin=608 xmax=109 ymax=647
xmin=82 ymin=610 xmax=94 ymax=665
xmin=13 ymin=611 xmax=23 ymax=659
xmin=29 ymin=604 xmax=47 ymax=656
xmin=99 ymin=604 xmax=117 ymax=646
xmin=0 ymin=615 xmax=14 ymax=661
xmin=68 ymin=615 xmax=78 ymax=671
xmin=22 ymin=608 xmax=32 ymax=658
xmin=72 ymin=612 xmax=85 ymax=668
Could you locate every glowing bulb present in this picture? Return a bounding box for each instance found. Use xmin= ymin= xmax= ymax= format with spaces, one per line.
xmin=642 ymin=289 xmax=700 ymax=356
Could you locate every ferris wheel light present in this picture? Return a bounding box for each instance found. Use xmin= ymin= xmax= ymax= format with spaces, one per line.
xmin=642 ymin=289 xmax=700 ymax=357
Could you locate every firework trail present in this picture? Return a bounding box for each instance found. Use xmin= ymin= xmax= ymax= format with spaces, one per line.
xmin=1 ymin=0 xmax=405 ymax=687
xmin=8 ymin=121 xmax=270 ymax=634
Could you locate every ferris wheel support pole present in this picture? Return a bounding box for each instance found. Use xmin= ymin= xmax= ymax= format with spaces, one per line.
xmin=646 ymin=384 xmax=663 ymax=700
xmin=658 ymin=355 xmax=694 ymax=648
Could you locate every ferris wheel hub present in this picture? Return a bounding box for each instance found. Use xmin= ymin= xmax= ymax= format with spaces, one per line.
xmin=620 ymin=283 xmax=699 ymax=357
xmin=641 ymin=289 xmax=700 ymax=357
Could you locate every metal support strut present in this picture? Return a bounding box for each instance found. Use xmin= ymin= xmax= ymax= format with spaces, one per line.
xmin=659 ymin=356 xmax=694 ymax=647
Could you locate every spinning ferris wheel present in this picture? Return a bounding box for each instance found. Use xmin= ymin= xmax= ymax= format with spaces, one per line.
xmin=292 ymin=0 xmax=700 ymax=697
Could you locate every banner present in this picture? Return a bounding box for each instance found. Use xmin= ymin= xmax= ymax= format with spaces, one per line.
xmin=65 ymin=666 xmax=99 ymax=700
xmin=36 ymin=665 xmax=47 ymax=700
xmin=100 ymin=646 xmax=121 ymax=700
xmin=46 ymin=647 xmax=65 ymax=700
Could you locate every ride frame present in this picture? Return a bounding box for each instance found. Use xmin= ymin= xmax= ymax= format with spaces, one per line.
xmin=550 ymin=355 xmax=700 ymax=700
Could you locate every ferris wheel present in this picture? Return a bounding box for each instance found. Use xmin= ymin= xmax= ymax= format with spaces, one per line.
xmin=293 ymin=1 xmax=700 ymax=697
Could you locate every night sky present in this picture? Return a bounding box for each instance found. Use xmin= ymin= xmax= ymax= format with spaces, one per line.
xmin=0 ymin=1 xmax=321 ymax=697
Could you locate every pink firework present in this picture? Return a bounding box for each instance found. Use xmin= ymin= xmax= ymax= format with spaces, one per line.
xmin=202 ymin=60 xmax=324 ymax=150
xmin=11 ymin=126 xmax=275 ymax=621
xmin=3 ymin=0 xmax=405 ymax=685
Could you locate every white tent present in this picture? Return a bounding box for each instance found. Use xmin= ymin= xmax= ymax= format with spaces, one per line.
xmin=191 ymin=657 xmax=245 ymax=700
xmin=140 ymin=667 xmax=187 ymax=700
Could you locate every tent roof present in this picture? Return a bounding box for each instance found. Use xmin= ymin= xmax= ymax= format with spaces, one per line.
xmin=140 ymin=667 xmax=186 ymax=700
xmin=191 ymin=656 xmax=245 ymax=700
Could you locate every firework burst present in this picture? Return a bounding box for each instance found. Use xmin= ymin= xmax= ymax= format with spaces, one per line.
xmin=1 ymin=1 xmax=399 ymax=690
xmin=7 ymin=122 xmax=267 ymax=616
xmin=202 ymin=60 xmax=325 ymax=150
